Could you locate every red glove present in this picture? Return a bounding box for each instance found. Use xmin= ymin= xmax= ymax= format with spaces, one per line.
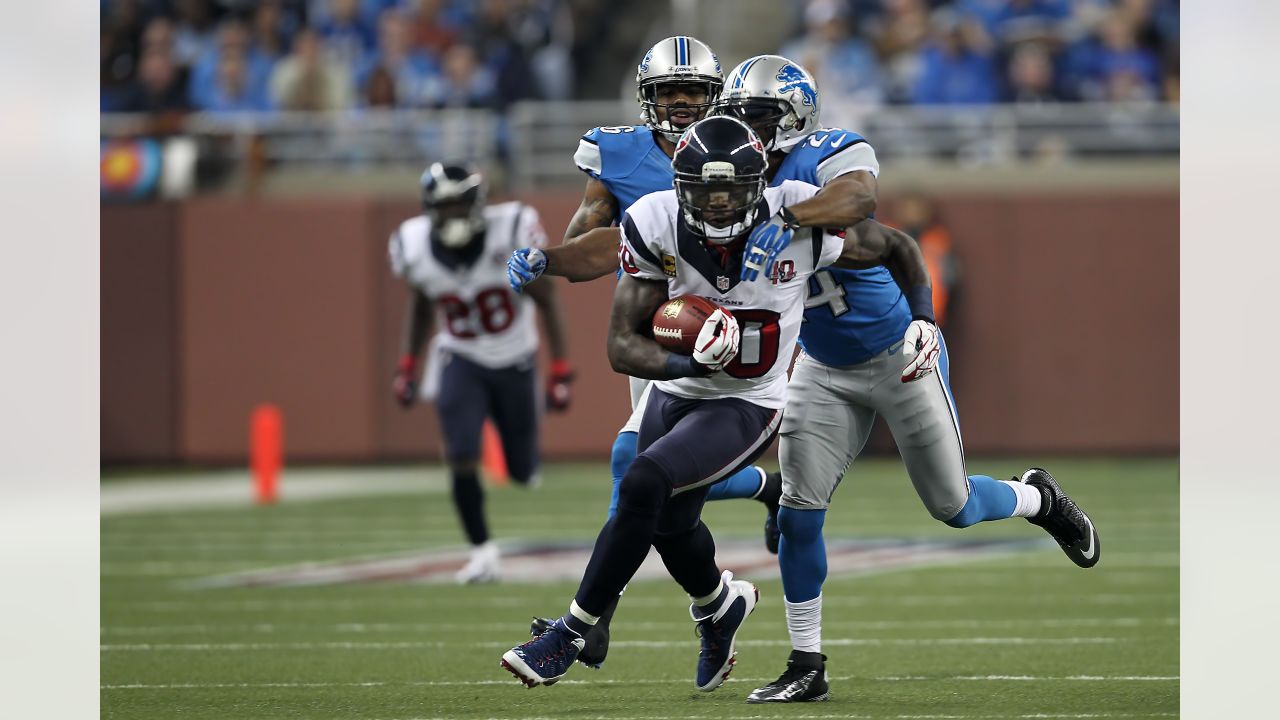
xmin=546 ymin=358 xmax=574 ymax=412
xmin=392 ymin=354 xmax=418 ymax=408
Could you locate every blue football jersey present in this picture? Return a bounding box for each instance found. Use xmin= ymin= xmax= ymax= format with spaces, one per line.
xmin=772 ymin=128 xmax=911 ymax=366
xmin=573 ymin=125 xmax=676 ymax=220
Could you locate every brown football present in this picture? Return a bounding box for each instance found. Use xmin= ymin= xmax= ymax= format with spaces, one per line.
xmin=651 ymin=294 xmax=722 ymax=354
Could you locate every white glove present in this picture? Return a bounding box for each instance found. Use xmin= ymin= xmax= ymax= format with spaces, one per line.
xmin=692 ymin=308 xmax=740 ymax=372
xmin=901 ymin=319 xmax=940 ymax=383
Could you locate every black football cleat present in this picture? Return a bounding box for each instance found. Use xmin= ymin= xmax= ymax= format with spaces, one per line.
xmin=760 ymin=472 xmax=783 ymax=555
xmin=1021 ymin=468 xmax=1100 ymax=568
xmin=746 ymin=650 xmax=829 ymax=703
xmin=528 ymin=594 xmax=618 ymax=669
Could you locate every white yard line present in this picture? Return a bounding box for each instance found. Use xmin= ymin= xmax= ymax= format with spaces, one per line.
xmin=99 ymin=637 xmax=1122 ymax=652
xmin=101 ymin=675 xmax=1178 ymax=689
xmin=100 ymin=616 xmax=1179 ymax=635
xmin=101 ymin=468 xmax=447 ymax=516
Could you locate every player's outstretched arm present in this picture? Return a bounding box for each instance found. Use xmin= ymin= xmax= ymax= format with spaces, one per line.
xmin=607 ymin=275 xmax=713 ymax=380
xmin=787 ymin=170 xmax=878 ymax=229
xmin=393 ymin=288 xmax=434 ymax=408
xmin=564 ymin=176 xmax=620 ymax=243
xmin=545 ymin=227 xmax=622 ymax=282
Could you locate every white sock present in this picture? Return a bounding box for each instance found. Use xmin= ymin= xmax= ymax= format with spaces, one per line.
xmin=1002 ymin=480 xmax=1043 ymax=517
xmin=568 ymin=599 xmax=599 ymax=626
xmin=692 ymin=579 xmax=725 ymax=608
xmin=785 ymin=594 xmax=822 ymax=653
xmin=750 ymin=467 xmax=768 ymax=498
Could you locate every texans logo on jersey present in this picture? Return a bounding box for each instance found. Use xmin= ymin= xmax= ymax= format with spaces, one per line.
xmin=776 ymin=64 xmax=817 ymax=108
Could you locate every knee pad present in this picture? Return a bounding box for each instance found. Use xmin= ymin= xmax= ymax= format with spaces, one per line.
xmin=778 ymin=506 xmax=826 ymax=544
xmin=616 ymin=454 xmax=670 ymax=518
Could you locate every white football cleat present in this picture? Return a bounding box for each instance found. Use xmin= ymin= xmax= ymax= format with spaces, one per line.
xmin=456 ymin=541 xmax=500 ymax=584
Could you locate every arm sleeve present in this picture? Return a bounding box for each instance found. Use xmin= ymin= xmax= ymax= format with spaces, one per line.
xmin=618 ymin=210 xmax=665 ymax=281
xmin=516 ymin=205 xmax=548 ymax=249
xmin=815 ymin=137 xmax=880 ymax=185
xmin=573 ymin=129 xmax=604 ymax=178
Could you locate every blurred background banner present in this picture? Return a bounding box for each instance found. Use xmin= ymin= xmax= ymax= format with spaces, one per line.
xmin=99 ymin=0 xmax=1178 ymax=465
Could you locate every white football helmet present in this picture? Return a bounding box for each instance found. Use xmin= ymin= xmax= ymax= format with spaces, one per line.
xmin=716 ymin=55 xmax=821 ymax=152
xmin=636 ymin=36 xmax=724 ymax=142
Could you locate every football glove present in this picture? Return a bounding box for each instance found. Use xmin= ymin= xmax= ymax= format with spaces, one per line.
xmin=901 ymin=319 xmax=940 ymax=383
xmin=546 ymin=359 xmax=574 ymax=412
xmin=393 ymin=354 xmax=418 ymax=407
xmin=741 ymin=206 xmax=800 ymax=282
xmin=692 ymin=308 xmax=740 ymax=372
xmin=506 ymin=248 xmax=547 ymax=294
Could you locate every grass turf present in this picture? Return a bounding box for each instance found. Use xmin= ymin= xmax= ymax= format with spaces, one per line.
xmin=102 ymin=457 xmax=1178 ymax=719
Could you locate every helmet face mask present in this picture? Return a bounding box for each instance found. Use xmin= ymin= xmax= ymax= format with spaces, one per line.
xmin=671 ymin=116 xmax=768 ymax=245
xmin=420 ymin=163 xmax=486 ymax=249
xmin=635 ymin=36 xmax=724 ymax=143
xmin=714 ymin=98 xmax=794 ymax=152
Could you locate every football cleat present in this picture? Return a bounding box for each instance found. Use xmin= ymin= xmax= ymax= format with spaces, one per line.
xmin=691 ymin=570 xmax=759 ymax=692
xmin=746 ymin=650 xmax=830 ymax=703
xmin=501 ymin=618 xmax=585 ymax=688
xmin=761 ymin=471 xmax=782 ymax=554
xmin=529 ymin=594 xmax=616 ymax=668
xmin=1021 ymin=468 xmax=1100 ymax=568
xmin=455 ymin=542 xmax=500 ymax=584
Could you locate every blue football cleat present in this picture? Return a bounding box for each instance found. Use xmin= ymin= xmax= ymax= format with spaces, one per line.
xmin=690 ymin=571 xmax=759 ymax=692
xmin=501 ymin=618 xmax=585 ymax=688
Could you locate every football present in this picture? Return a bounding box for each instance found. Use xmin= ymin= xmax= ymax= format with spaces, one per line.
xmin=651 ymin=294 xmax=721 ymax=354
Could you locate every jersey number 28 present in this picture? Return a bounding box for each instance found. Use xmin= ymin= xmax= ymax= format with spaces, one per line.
xmin=439 ymin=288 xmax=514 ymax=338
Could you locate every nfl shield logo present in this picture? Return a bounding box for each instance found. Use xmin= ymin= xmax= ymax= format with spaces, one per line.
xmin=716 ymin=275 xmax=730 ymax=292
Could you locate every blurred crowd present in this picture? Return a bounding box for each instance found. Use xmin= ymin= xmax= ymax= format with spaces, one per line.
xmin=782 ymin=0 xmax=1178 ymax=120
xmin=100 ymin=0 xmax=602 ymax=115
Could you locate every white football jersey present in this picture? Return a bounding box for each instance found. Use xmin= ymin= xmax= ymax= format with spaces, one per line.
xmin=389 ymin=201 xmax=546 ymax=369
xmin=619 ymin=180 xmax=845 ymax=409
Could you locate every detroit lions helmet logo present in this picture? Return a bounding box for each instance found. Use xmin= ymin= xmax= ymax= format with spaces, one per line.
xmin=776 ymin=64 xmax=817 ymax=108
xmin=639 ymin=47 xmax=654 ymax=73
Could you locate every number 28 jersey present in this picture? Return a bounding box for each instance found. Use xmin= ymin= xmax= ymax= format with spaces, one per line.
xmin=388 ymin=201 xmax=546 ymax=369
xmin=620 ymin=180 xmax=844 ymax=410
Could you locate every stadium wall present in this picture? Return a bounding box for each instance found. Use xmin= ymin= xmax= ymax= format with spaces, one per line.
xmin=101 ymin=190 xmax=1177 ymax=464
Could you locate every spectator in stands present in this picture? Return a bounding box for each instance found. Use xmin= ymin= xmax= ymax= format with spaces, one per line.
xmin=362 ymin=65 xmax=398 ymax=107
xmin=195 ymin=44 xmax=272 ymax=113
xmin=405 ymin=0 xmax=463 ymax=57
xmin=469 ymin=0 xmax=536 ymax=107
xmin=115 ymin=46 xmax=193 ymax=115
xmin=912 ymin=9 xmax=998 ymax=105
xmin=1062 ymin=9 xmax=1160 ymax=102
xmin=423 ymin=43 xmax=498 ymax=109
xmin=316 ymin=0 xmax=377 ymax=72
xmin=509 ymin=0 xmax=576 ymax=100
xmin=250 ymin=0 xmax=295 ymax=64
xmin=969 ymin=0 xmax=1071 ymax=46
xmin=101 ymin=0 xmax=147 ymax=108
xmin=780 ymin=0 xmax=886 ymax=118
xmin=1004 ymin=40 xmax=1059 ymax=104
xmin=189 ymin=20 xmax=274 ymax=110
xmin=270 ymin=27 xmax=355 ymax=111
xmin=357 ymin=9 xmax=440 ymax=107
xmin=171 ymin=0 xmax=218 ymax=69
xmin=867 ymin=0 xmax=932 ymax=104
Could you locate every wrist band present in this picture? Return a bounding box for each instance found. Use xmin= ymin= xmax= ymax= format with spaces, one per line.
xmin=906 ymin=286 xmax=936 ymax=324
xmin=664 ymin=353 xmax=702 ymax=378
xmin=550 ymin=358 xmax=572 ymax=377
xmin=397 ymin=354 xmax=417 ymax=373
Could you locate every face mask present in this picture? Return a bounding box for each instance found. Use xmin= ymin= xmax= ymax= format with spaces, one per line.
xmin=439 ymin=218 xmax=474 ymax=248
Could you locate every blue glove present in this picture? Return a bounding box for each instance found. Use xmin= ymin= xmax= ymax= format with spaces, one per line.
xmin=741 ymin=207 xmax=799 ymax=281
xmin=506 ymin=248 xmax=547 ymax=293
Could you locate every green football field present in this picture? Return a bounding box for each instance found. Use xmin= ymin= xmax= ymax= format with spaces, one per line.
xmin=102 ymin=457 xmax=1178 ymax=719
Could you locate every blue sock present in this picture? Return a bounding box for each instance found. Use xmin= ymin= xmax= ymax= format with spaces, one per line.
xmin=607 ymin=432 xmax=638 ymax=520
xmin=944 ymin=475 xmax=1018 ymax=528
xmin=778 ymin=507 xmax=827 ymax=603
xmin=706 ymin=466 xmax=766 ymax=502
